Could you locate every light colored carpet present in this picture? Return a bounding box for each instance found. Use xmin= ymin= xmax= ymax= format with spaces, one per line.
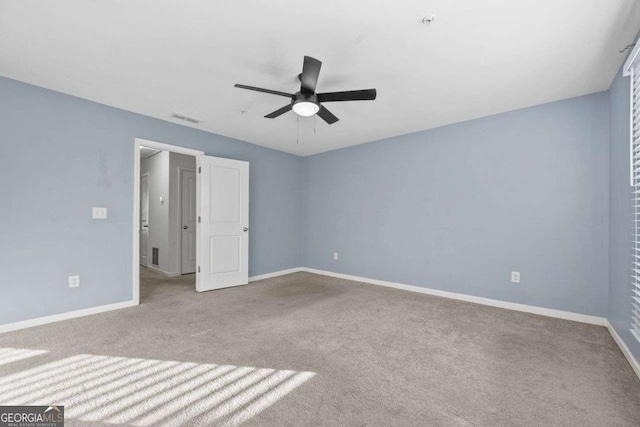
xmin=0 ymin=268 xmax=639 ymax=426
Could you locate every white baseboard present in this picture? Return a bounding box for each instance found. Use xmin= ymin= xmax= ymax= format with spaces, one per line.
xmin=303 ymin=267 xmax=640 ymax=379
xmin=605 ymin=320 xmax=640 ymax=380
xmin=249 ymin=267 xmax=303 ymax=282
xmin=145 ymin=265 xmax=180 ymax=277
xmin=301 ymin=268 xmax=606 ymax=326
xmin=0 ymin=300 xmax=138 ymax=334
xmin=7 ymin=267 xmax=637 ymax=381
xmin=0 ymin=267 xmax=300 ymax=334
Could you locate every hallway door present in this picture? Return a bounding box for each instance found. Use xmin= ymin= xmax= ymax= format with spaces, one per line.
xmin=181 ymin=169 xmax=197 ymax=274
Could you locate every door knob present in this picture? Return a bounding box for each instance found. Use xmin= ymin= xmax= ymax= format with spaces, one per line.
xmin=183 ymin=225 xmax=188 ymax=230
xmin=243 ymin=227 xmax=249 ymax=232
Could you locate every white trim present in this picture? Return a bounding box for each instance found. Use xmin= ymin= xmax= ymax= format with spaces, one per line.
xmin=249 ymin=267 xmax=303 ymax=282
xmin=3 ymin=265 xmax=636 ymax=382
xmin=136 ymin=138 xmax=204 ymax=157
xmin=623 ymin=42 xmax=640 ymax=76
xmin=301 ymin=268 xmax=606 ymax=326
xmin=145 ymin=265 xmax=181 ymax=278
xmin=0 ymin=267 xmax=297 ymax=334
xmin=196 ymin=156 xmax=202 ymax=287
xmin=0 ymin=301 xmax=136 ymax=334
xmin=133 ymin=138 xmax=204 ymax=304
xmin=605 ymin=320 xmax=640 ymax=380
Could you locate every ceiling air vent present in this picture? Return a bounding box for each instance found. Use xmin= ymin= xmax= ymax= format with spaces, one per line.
xmin=171 ymin=112 xmax=201 ymax=124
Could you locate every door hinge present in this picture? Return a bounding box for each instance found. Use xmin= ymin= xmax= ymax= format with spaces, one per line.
xmin=198 ymin=167 xmax=201 ymax=173
xmin=198 ymin=266 xmax=201 ymax=273
xmin=198 ymin=216 xmax=201 ymax=223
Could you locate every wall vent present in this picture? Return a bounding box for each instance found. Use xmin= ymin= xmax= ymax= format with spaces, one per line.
xmin=152 ymin=247 xmax=159 ymax=266
xmin=171 ymin=112 xmax=201 ymax=124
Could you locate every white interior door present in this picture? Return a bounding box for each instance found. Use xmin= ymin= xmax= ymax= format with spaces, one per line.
xmin=197 ymin=156 xmax=249 ymax=291
xmin=181 ymin=169 xmax=197 ymax=274
xmin=140 ymin=174 xmax=149 ymax=267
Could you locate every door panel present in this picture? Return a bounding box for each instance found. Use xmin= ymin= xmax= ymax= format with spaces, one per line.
xmin=210 ymin=167 xmax=240 ymax=222
xmin=197 ymin=156 xmax=249 ymax=291
xmin=210 ymin=235 xmax=241 ymax=273
xmin=181 ymin=169 xmax=197 ymax=274
xmin=140 ymin=174 xmax=149 ymax=267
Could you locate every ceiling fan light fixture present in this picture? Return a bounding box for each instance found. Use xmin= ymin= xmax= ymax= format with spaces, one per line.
xmin=292 ymin=101 xmax=320 ymax=117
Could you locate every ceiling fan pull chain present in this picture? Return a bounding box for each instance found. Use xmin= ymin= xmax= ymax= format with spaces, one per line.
xmin=314 ymin=114 xmax=316 ymax=134
xmin=297 ymin=114 xmax=299 ymax=144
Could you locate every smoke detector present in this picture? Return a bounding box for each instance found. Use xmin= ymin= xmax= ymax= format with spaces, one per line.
xmin=171 ymin=112 xmax=201 ymax=124
xmin=422 ymin=15 xmax=436 ymax=24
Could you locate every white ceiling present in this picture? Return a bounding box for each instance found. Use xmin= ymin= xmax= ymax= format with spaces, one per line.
xmin=1 ymin=1 xmax=639 ymax=156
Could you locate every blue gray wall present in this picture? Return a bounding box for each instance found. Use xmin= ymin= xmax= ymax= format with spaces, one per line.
xmin=3 ymin=68 xmax=639 ymax=368
xmin=0 ymin=76 xmax=305 ymax=325
xmin=608 ymin=67 xmax=640 ymax=362
xmin=305 ymin=93 xmax=610 ymax=317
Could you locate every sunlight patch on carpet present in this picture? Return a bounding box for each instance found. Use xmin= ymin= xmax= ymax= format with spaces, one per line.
xmin=0 ymin=348 xmax=48 ymax=367
xmin=0 ymin=348 xmax=315 ymax=426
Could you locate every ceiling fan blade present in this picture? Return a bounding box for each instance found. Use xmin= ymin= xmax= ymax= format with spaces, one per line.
xmin=300 ymin=56 xmax=322 ymax=94
xmin=317 ymin=89 xmax=377 ymax=103
xmin=234 ymin=84 xmax=292 ymax=98
xmin=317 ymin=105 xmax=339 ymax=124
xmin=265 ymin=104 xmax=292 ymax=119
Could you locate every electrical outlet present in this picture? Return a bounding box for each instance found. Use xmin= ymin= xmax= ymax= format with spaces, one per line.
xmin=92 ymin=207 xmax=107 ymax=219
xmin=333 ymin=252 xmax=339 ymax=261
xmin=69 ymin=275 xmax=80 ymax=288
xmin=511 ymin=271 xmax=521 ymax=283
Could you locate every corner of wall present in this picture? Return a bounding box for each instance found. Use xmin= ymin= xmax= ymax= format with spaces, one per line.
xmin=605 ymin=40 xmax=640 ymax=376
xmin=301 ymin=155 xmax=310 ymax=268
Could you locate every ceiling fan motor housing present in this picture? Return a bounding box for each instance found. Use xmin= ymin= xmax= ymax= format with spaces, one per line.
xmin=292 ymin=92 xmax=320 ymax=116
xmin=293 ymin=92 xmax=318 ymax=105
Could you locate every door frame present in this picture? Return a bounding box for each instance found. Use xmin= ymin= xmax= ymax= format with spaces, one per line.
xmin=133 ymin=138 xmax=204 ymax=305
xmin=179 ymin=167 xmax=197 ymax=275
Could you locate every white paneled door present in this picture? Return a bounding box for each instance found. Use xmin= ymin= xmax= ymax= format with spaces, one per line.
xmin=181 ymin=169 xmax=197 ymax=274
xmin=197 ymin=156 xmax=249 ymax=291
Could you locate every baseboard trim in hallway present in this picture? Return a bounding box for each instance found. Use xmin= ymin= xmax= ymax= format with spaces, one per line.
xmin=0 ymin=300 xmax=137 ymax=334
xmin=301 ymin=268 xmax=606 ymax=326
xmin=145 ymin=265 xmax=181 ymax=277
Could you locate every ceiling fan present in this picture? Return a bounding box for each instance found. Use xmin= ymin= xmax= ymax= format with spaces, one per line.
xmin=234 ymin=56 xmax=377 ymax=125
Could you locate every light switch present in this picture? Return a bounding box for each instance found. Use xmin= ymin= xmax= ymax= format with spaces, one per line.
xmin=69 ymin=275 xmax=80 ymax=288
xmin=92 ymin=207 xmax=108 ymax=219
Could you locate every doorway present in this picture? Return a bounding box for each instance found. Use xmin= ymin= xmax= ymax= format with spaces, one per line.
xmin=132 ymin=138 xmax=250 ymax=305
